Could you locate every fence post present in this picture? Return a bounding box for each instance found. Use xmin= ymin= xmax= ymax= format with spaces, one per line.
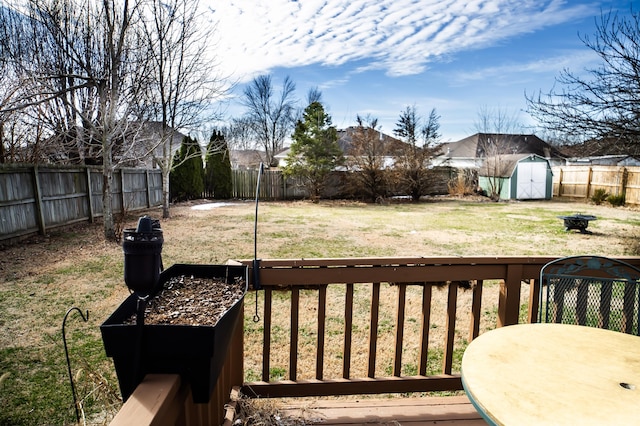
xmin=86 ymin=167 xmax=95 ymax=222
xmin=120 ymin=169 xmax=126 ymax=213
xmin=621 ymin=167 xmax=629 ymax=197
xmin=31 ymin=165 xmax=46 ymax=235
xmin=556 ymin=168 xmax=563 ymax=197
xmin=586 ymin=167 xmax=593 ymax=199
xmin=145 ymin=170 xmax=152 ymax=208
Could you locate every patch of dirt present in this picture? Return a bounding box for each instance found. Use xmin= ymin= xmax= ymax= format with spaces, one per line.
xmin=127 ymin=275 xmax=246 ymax=326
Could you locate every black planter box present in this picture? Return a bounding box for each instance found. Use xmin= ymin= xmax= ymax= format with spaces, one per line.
xmin=100 ymin=263 xmax=248 ymax=403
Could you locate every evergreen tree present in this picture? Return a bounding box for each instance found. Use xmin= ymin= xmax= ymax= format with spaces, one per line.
xmin=204 ymin=130 xmax=233 ymax=199
xmin=283 ymin=101 xmax=342 ymax=200
xmin=170 ymin=135 xmax=204 ymax=201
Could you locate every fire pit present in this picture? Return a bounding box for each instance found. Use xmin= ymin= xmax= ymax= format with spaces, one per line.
xmin=557 ymin=214 xmax=597 ymax=234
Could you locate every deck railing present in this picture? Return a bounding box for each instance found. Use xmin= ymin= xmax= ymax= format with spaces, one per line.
xmin=109 ymin=256 xmax=640 ymax=425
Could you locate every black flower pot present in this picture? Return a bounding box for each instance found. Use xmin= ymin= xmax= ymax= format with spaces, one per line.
xmin=100 ymin=263 xmax=248 ymax=403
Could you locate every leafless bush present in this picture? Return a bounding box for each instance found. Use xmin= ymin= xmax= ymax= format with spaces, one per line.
xmin=447 ymin=170 xmax=476 ymax=196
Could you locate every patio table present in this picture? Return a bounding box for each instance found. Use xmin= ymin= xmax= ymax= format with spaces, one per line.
xmin=461 ymin=323 xmax=640 ymax=425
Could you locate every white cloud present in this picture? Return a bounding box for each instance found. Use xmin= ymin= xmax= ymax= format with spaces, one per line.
xmin=449 ymin=49 xmax=601 ymax=85
xmin=203 ymin=0 xmax=598 ymax=81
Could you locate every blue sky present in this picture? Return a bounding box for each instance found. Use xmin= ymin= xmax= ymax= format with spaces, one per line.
xmin=204 ymin=0 xmax=632 ymax=142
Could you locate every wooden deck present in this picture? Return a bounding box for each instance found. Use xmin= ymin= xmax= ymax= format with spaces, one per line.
xmin=230 ymin=394 xmax=487 ymax=425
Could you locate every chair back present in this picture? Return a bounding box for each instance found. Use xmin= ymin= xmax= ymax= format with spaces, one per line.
xmin=539 ymin=255 xmax=640 ymax=335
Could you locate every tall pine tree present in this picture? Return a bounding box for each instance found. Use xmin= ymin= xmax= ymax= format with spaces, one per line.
xmin=204 ymin=130 xmax=233 ymax=199
xmin=283 ymin=101 xmax=342 ymax=200
xmin=170 ymin=135 xmax=204 ymax=201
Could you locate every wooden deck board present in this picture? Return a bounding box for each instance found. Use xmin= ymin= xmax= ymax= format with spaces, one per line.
xmin=277 ymin=395 xmax=487 ymax=425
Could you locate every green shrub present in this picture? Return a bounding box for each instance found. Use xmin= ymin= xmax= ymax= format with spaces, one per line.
xmin=170 ymin=136 xmax=204 ymax=201
xmin=608 ymin=193 xmax=626 ymax=207
xmin=204 ymin=130 xmax=233 ymax=199
xmin=591 ymin=188 xmax=609 ymax=205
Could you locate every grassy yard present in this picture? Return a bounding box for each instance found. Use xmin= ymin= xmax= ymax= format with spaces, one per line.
xmin=1 ymin=197 xmax=639 ymax=425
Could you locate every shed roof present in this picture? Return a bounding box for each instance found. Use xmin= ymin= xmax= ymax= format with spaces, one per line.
xmin=479 ymin=153 xmax=549 ymax=178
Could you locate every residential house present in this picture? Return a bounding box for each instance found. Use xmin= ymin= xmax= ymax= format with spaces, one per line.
xmin=560 ymin=138 xmax=640 ymax=166
xmin=228 ymin=127 xmax=409 ymax=170
xmin=121 ymin=122 xmax=187 ymax=169
xmin=230 ymin=149 xmax=268 ymax=170
xmin=274 ymin=126 xmax=410 ymax=170
xmin=435 ymin=133 xmax=564 ymax=169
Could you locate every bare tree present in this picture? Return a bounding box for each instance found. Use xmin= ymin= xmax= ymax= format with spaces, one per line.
xmin=241 ymin=74 xmax=297 ymax=167
xmin=306 ymin=86 xmax=323 ymax=105
xmin=0 ymin=3 xmax=83 ymax=163
xmin=345 ymin=115 xmax=393 ymax=202
xmin=526 ymin=9 xmax=640 ymax=155
xmin=137 ymin=0 xmax=228 ymax=218
xmin=1 ymin=0 xmax=149 ymax=240
xmin=1 ymin=0 xmax=226 ymax=232
xmin=393 ymin=106 xmax=442 ymax=201
xmin=224 ymin=117 xmax=256 ymax=151
xmin=474 ymin=106 xmax=524 ymax=199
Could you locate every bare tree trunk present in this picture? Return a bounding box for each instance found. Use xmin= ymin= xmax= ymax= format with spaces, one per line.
xmin=102 ymin=142 xmax=116 ymax=240
xmin=162 ymin=169 xmax=170 ymax=218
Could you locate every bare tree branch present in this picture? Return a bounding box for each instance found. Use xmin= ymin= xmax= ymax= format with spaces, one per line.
xmin=241 ymin=74 xmax=297 ymax=167
xmin=526 ymin=8 xmax=640 ymax=154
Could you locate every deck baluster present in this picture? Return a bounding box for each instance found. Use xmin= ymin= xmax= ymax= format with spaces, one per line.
xmin=469 ymin=280 xmax=483 ymax=342
xmin=443 ymin=282 xmax=458 ymax=374
xmin=262 ymin=288 xmax=272 ymax=382
xmin=419 ymin=283 xmax=432 ymax=376
xmin=316 ymin=285 xmax=327 ymax=380
xmin=394 ymin=283 xmax=407 ymax=376
xmin=368 ymin=282 xmax=381 ymax=378
xmin=343 ymin=283 xmax=354 ymax=378
xmin=290 ymin=287 xmax=300 ymax=380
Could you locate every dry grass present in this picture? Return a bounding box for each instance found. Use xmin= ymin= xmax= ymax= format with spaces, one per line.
xmin=1 ymin=197 xmax=640 ymax=424
xmin=234 ymin=395 xmax=311 ymax=426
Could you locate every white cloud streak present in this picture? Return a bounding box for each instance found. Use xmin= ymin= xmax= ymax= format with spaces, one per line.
xmin=448 ymin=49 xmax=601 ymax=85
xmin=204 ymin=0 xmax=598 ymax=81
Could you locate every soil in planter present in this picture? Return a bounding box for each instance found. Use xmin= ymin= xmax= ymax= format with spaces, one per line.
xmin=124 ymin=275 xmax=245 ymax=326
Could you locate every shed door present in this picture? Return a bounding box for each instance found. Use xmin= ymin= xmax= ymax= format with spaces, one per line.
xmin=516 ymin=161 xmax=547 ymax=199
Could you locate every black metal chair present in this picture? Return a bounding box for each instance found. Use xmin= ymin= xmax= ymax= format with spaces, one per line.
xmin=539 ymin=255 xmax=640 ymax=335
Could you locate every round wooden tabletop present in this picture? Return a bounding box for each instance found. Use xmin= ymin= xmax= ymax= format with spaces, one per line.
xmin=461 ymin=323 xmax=640 ymax=425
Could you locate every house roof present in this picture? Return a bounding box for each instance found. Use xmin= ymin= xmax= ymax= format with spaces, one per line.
xmin=440 ymin=133 xmax=562 ymax=159
xmin=230 ymin=150 xmax=269 ymax=169
xmin=559 ymin=137 xmax=640 ymax=157
xmin=337 ymin=127 xmax=408 ymax=153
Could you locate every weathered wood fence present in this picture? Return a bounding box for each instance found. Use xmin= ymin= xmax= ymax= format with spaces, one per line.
xmin=0 ymin=164 xmax=162 ymax=242
xmin=5 ymin=164 xmax=636 ymax=241
xmin=552 ymin=165 xmax=640 ymax=205
xmin=232 ymin=169 xmax=307 ymax=200
xmin=231 ymin=167 xmax=456 ymax=201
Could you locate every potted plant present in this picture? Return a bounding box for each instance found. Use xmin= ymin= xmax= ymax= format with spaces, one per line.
xmin=100 ymin=263 xmax=248 ymax=403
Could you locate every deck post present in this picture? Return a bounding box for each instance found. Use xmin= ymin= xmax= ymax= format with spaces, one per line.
xmin=497 ymin=264 xmax=523 ymax=327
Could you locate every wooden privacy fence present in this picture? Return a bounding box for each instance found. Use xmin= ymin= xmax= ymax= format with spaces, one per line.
xmin=0 ymin=164 xmax=162 ymax=242
xmin=232 ymin=167 xmax=456 ymax=201
xmin=553 ymin=165 xmax=640 ymax=205
xmin=232 ymin=169 xmax=307 ymax=200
